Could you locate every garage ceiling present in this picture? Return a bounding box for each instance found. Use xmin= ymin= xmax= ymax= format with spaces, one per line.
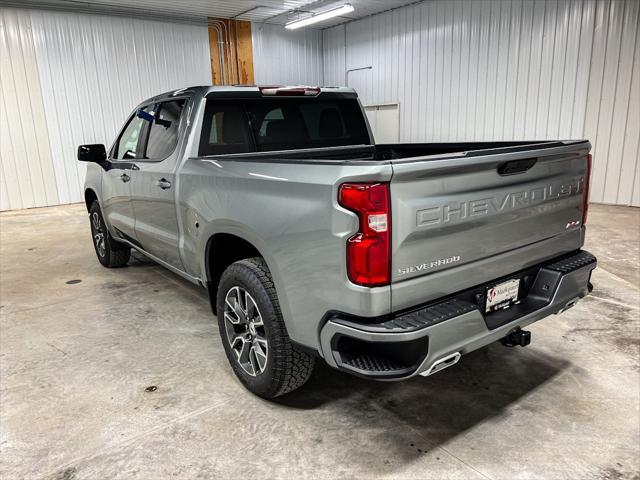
xmin=7 ymin=0 xmax=420 ymax=27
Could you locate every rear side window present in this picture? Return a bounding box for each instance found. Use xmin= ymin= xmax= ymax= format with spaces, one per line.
xmin=198 ymin=97 xmax=370 ymax=156
xmin=199 ymin=102 xmax=252 ymax=155
xmin=143 ymin=99 xmax=186 ymax=160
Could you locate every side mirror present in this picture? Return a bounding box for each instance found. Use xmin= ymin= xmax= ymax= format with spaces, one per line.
xmin=77 ymin=144 xmax=107 ymax=163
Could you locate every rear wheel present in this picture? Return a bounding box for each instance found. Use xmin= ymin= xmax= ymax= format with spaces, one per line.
xmin=216 ymin=257 xmax=314 ymax=398
xmin=89 ymin=201 xmax=130 ymax=268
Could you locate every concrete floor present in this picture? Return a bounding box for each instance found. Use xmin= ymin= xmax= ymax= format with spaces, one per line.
xmin=0 ymin=203 xmax=638 ymax=480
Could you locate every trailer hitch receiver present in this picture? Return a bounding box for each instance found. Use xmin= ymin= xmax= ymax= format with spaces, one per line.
xmin=500 ymin=328 xmax=531 ymax=347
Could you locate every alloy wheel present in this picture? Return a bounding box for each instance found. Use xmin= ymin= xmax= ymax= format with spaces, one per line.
xmin=91 ymin=212 xmax=106 ymax=258
xmin=223 ymin=286 xmax=268 ymax=376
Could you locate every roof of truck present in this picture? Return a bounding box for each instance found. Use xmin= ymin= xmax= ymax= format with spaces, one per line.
xmin=133 ymin=85 xmax=358 ymax=111
xmin=203 ymin=85 xmax=355 ymax=93
xmin=149 ymin=85 xmax=356 ymax=100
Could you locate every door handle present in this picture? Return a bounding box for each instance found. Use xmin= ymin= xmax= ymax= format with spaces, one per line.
xmin=155 ymin=178 xmax=172 ymax=190
xmin=120 ymin=173 xmax=130 ymax=183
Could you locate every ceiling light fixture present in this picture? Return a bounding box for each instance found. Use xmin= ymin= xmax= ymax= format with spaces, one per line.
xmin=285 ymin=4 xmax=354 ymax=30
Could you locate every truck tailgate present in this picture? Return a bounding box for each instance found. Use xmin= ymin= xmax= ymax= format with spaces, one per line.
xmin=390 ymin=141 xmax=591 ymax=310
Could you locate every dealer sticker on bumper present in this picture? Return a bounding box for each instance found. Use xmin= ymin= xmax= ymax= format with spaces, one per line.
xmin=486 ymin=278 xmax=520 ymax=313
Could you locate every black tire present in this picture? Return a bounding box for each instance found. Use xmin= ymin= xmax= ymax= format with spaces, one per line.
xmin=89 ymin=201 xmax=130 ymax=268
xmin=216 ymin=257 xmax=314 ymax=398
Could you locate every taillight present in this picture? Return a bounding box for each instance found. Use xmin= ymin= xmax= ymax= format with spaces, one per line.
xmin=338 ymin=183 xmax=391 ymax=287
xmin=583 ymin=153 xmax=592 ymax=225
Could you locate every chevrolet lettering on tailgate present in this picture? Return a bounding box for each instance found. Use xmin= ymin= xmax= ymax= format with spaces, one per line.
xmin=416 ymin=177 xmax=585 ymax=228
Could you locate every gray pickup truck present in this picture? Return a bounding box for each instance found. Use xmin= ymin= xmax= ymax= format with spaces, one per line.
xmin=78 ymin=85 xmax=596 ymax=398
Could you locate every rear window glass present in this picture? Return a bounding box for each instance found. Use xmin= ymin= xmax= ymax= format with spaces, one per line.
xmin=199 ymin=102 xmax=252 ymax=155
xmin=198 ymin=98 xmax=370 ymax=156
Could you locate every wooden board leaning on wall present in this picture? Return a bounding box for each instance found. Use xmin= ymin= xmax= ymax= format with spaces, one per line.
xmin=208 ymin=18 xmax=255 ymax=85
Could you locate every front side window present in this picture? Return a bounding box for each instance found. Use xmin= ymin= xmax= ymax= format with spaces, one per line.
xmin=143 ymin=99 xmax=186 ymax=159
xmin=114 ymin=115 xmax=146 ymax=160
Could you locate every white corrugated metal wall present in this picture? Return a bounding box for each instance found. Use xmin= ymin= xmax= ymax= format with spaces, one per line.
xmin=0 ymin=9 xmax=59 ymax=210
xmin=31 ymin=10 xmax=211 ymax=205
xmin=0 ymin=8 xmax=211 ymax=209
xmin=252 ymin=22 xmax=323 ymax=85
xmin=323 ymin=0 xmax=640 ymax=206
xmin=585 ymin=0 xmax=639 ymax=205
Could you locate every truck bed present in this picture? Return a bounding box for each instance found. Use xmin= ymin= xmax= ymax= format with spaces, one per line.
xmin=197 ymin=138 xmax=590 ymax=311
xmin=199 ymin=140 xmax=587 ymax=163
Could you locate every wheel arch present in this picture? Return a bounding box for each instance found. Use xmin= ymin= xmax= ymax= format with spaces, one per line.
xmin=84 ymin=188 xmax=98 ymax=212
xmin=205 ymin=232 xmax=267 ymax=315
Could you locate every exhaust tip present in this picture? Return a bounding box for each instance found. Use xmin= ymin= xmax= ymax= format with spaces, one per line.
xmin=419 ymin=352 xmax=461 ymax=377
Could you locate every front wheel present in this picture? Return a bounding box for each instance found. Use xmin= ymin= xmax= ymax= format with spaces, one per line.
xmin=89 ymin=201 xmax=130 ymax=268
xmin=216 ymin=257 xmax=314 ymax=398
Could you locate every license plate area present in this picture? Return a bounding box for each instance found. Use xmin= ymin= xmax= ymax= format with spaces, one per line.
xmin=485 ymin=278 xmax=521 ymax=313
